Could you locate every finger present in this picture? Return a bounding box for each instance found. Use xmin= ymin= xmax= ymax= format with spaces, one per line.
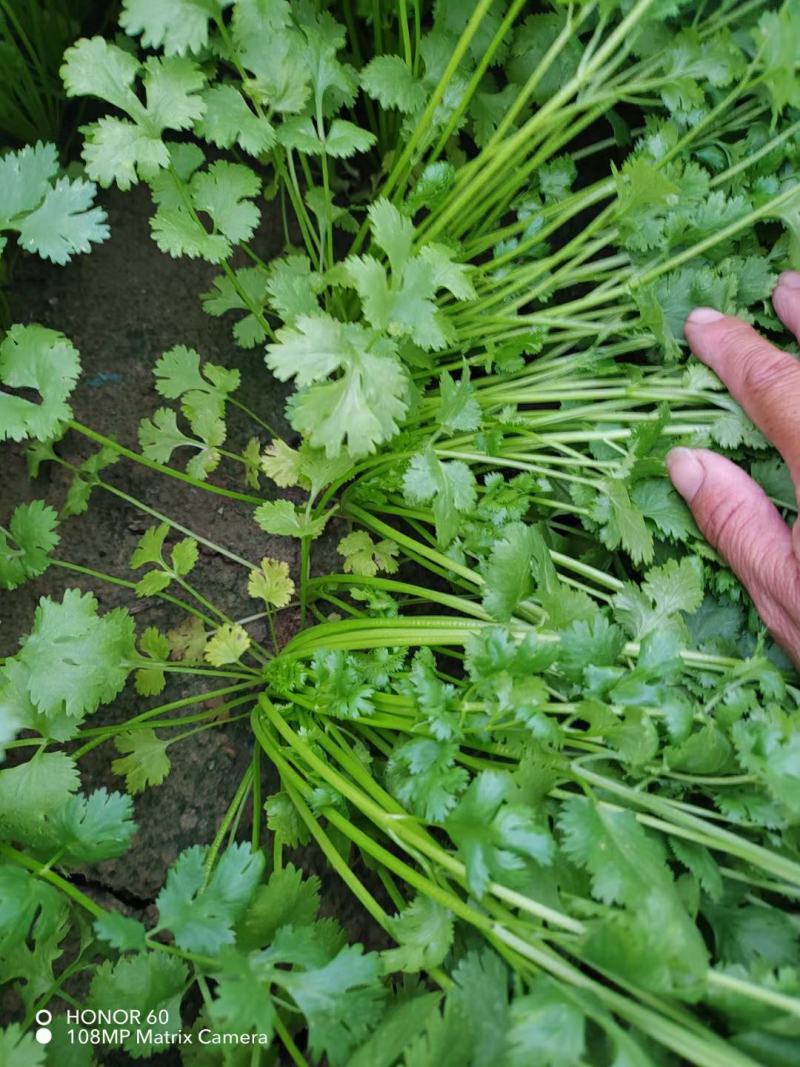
xmin=683 ymin=308 xmax=800 ymax=481
xmin=666 ymin=447 xmax=800 ymax=654
xmin=772 ymin=271 xmax=800 ymax=340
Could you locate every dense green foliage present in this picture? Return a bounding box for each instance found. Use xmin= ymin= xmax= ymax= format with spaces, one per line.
xmin=3 ymin=0 xmax=800 ymax=1064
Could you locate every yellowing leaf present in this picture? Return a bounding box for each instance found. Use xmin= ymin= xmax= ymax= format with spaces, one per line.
xmin=204 ymin=623 xmax=250 ymax=666
xmin=248 ymin=558 xmax=295 ymax=608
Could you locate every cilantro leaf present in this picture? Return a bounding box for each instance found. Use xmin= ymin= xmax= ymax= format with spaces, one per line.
xmin=156 ymin=843 xmax=264 ymax=954
xmin=383 ymin=896 xmax=453 ymax=974
xmin=120 ymin=0 xmax=226 ymax=56
xmin=0 ymin=142 xmax=108 ymax=264
xmin=53 ymin=788 xmax=136 ymax=864
xmin=238 ymin=864 xmax=321 ymax=951
xmin=558 ymin=796 xmax=672 ymax=906
xmin=16 ymin=590 xmax=134 ymax=719
xmin=481 ymin=522 xmax=556 ymax=622
xmin=266 ymin=313 xmax=409 ymax=457
xmin=337 ymin=531 xmax=399 ymax=576
xmin=279 ymin=943 xmax=385 ymax=1066
xmin=248 ymin=557 xmax=295 ymax=608
xmin=112 ymin=729 xmax=172 ymax=794
xmin=0 ymin=324 xmax=81 ymax=443
xmin=62 ymin=39 xmax=206 ymax=188
xmin=254 ymin=499 xmax=331 ymax=539
xmin=94 ymin=911 xmax=148 ymax=953
xmin=446 ymin=771 xmax=554 ymax=896
xmin=204 ymin=623 xmax=251 ymax=666
xmin=0 ymin=501 xmax=59 ymax=590
xmin=196 ymin=84 xmax=276 ymax=155
xmin=343 ymin=199 xmax=474 ymax=351
xmin=403 ymin=449 xmax=476 ymax=547
xmin=89 ymin=953 xmax=188 ymax=1054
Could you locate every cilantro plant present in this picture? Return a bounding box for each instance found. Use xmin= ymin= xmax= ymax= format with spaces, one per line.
xmin=3 ymin=0 xmax=800 ymax=1065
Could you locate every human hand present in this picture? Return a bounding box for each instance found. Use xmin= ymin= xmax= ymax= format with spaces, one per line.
xmin=666 ymin=274 xmax=800 ymax=663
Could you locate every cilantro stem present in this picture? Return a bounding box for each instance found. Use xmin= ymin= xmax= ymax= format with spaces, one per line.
xmin=203 ymin=764 xmax=254 ymax=884
xmin=51 ymin=558 xmax=217 ymax=627
xmin=68 ymin=420 xmax=265 ymax=505
xmin=707 ymin=970 xmax=800 ymax=1019
xmin=273 ymin=1011 xmax=309 ymax=1067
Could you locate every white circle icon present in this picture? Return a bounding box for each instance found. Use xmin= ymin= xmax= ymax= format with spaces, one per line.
xmin=35 ymin=1010 xmax=52 ymax=1026
xmin=35 ymin=1028 xmax=52 ymax=1045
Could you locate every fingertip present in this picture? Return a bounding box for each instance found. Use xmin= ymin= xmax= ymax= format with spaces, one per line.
xmin=685 ymin=307 xmax=726 ymax=328
xmin=772 ymin=275 xmax=800 ymax=339
xmin=666 ymin=447 xmax=706 ymax=504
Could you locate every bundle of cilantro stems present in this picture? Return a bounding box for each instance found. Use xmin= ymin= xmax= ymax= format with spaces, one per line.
xmin=2 ymin=0 xmax=800 ymax=1064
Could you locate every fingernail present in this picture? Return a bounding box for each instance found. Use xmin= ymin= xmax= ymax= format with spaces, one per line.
xmin=686 ymin=307 xmax=725 ymax=325
xmin=667 ymin=448 xmax=705 ymax=503
xmin=778 ymin=270 xmax=800 ymax=289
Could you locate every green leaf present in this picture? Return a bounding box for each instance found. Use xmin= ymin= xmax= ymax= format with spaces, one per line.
xmin=112 ymin=729 xmax=172 ymax=794
xmin=120 ymin=0 xmax=224 ymax=55
xmin=0 ymin=752 xmax=80 ymax=851
xmin=383 ymin=896 xmax=453 ymax=974
xmin=642 ymin=556 xmax=704 ymax=616
xmin=192 ymin=161 xmax=261 ymax=243
xmin=260 ymin=440 xmax=306 ymax=488
xmin=238 ymin=864 xmax=321 ymax=951
xmin=153 ymin=345 xmax=239 ymax=420
xmin=481 ymin=522 xmax=557 ymax=622
xmin=324 ymin=119 xmax=376 ymax=158
xmin=446 ymin=771 xmax=554 ymax=896
xmin=349 ymin=993 xmax=442 ymax=1067
xmin=135 ymin=569 xmax=173 ymax=598
xmin=278 ymin=943 xmax=385 ymax=1066
xmin=343 ymin=201 xmax=473 ymax=351
xmin=63 ymin=40 xmax=206 ymax=188
xmin=202 ymin=267 xmax=271 ymax=348
xmin=0 ymin=325 xmax=81 ymax=443
xmin=0 ymin=865 xmax=67 ymax=946
xmin=265 ymin=254 xmax=325 ymax=325
xmin=558 ymin=796 xmax=672 ymax=907
xmin=387 ymin=738 xmax=468 ymax=823
xmin=207 ymin=950 xmax=276 ymax=1036
xmin=17 ymin=590 xmax=135 ymax=719
xmin=0 ymin=501 xmax=59 ymax=591
xmin=15 ymin=176 xmax=108 ymax=264
xmin=559 ymin=616 xmax=626 ymax=680
xmin=94 ymin=911 xmax=148 ymax=952
xmin=253 ymin=499 xmax=331 ymax=539
xmin=156 ymin=843 xmax=265 ymax=954
xmin=171 ymin=537 xmax=198 ymax=576
xmin=196 ymin=84 xmax=276 ymax=155
xmin=592 ymin=478 xmax=653 ymax=564
xmin=89 ymin=952 xmax=188 ymax=1054
xmin=337 ymin=531 xmax=399 ymax=577
xmin=437 ymin=368 xmax=481 ymax=433
xmin=0 ymin=1025 xmax=46 ymax=1067
xmin=361 ymin=54 xmax=426 ymax=113
xmin=266 ymin=314 xmax=409 ymax=458
xmin=508 ymin=977 xmax=585 ymax=1067
xmin=403 ymin=449 xmax=476 ymax=547
xmin=631 ymin=478 xmax=695 ymax=541
xmin=60 ymin=36 xmax=141 ymax=113
xmin=53 ymin=788 xmax=136 ymax=863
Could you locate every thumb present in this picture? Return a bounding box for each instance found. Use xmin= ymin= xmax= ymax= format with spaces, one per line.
xmin=666 ymin=447 xmax=800 ymax=645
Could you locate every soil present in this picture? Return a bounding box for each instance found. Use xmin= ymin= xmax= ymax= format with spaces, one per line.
xmin=1 ymin=186 xmax=384 ymax=1055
